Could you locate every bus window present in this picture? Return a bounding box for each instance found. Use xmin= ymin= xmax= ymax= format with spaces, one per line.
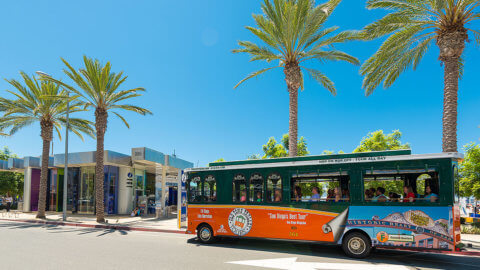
xmin=204 ymin=175 xmax=216 ymax=202
xmin=233 ymin=174 xmax=247 ymax=203
xmin=267 ymin=173 xmax=282 ymax=203
xmin=188 ymin=176 xmax=202 ymax=202
xmin=291 ymin=172 xmax=350 ymax=202
xmin=249 ymin=173 xmax=263 ymax=203
xmin=363 ymin=168 xmax=439 ymax=203
xmin=417 ymin=174 xmax=439 ymax=202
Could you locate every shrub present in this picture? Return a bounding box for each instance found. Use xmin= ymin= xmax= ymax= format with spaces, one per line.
xmin=461 ymin=224 xmax=480 ymax=234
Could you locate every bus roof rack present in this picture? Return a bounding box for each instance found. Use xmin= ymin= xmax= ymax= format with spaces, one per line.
xmin=209 ymin=149 xmax=412 ymax=167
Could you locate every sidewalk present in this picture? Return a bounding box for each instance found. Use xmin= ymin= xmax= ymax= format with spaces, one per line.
xmin=462 ymin=234 xmax=480 ymax=252
xmin=0 ymin=211 xmax=186 ymax=234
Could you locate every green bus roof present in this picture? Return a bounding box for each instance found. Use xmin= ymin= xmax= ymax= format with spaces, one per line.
xmin=209 ymin=149 xmax=412 ymax=167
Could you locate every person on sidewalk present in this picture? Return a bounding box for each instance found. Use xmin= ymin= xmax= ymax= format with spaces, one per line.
xmin=5 ymin=193 xmax=13 ymax=212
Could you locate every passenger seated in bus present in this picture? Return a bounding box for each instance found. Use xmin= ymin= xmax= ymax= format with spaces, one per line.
xmin=240 ymin=191 xmax=247 ymax=202
xmin=256 ymin=191 xmax=262 ymax=202
xmin=274 ymin=189 xmax=282 ymax=202
xmin=365 ymin=189 xmax=374 ymax=200
xmin=293 ymin=186 xmax=302 ymax=202
xmin=424 ymin=185 xmax=438 ymax=202
xmin=372 ymin=187 xmax=388 ymax=202
xmin=342 ymin=189 xmax=350 ymax=201
xmin=334 ymin=187 xmax=342 ymax=202
xmin=326 ymin=189 xmax=334 ymax=200
xmin=388 ymin=192 xmax=400 ymax=202
xmin=311 ymin=187 xmax=321 ymax=201
xmin=402 ymin=186 xmax=415 ymax=202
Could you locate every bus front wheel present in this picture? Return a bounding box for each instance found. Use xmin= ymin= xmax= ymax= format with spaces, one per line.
xmin=342 ymin=232 xmax=372 ymax=259
xmin=197 ymin=224 xmax=215 ymax=244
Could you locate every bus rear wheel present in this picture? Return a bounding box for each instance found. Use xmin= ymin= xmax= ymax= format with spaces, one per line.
xmin=197 ymin=224 xmax=215 ymax=244
xmin=342 ymin=232 xmax=372 ymax=259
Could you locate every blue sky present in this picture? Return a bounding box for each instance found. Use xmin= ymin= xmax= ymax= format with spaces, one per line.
xmin=1 ymin=0 xmax=479 ymax=167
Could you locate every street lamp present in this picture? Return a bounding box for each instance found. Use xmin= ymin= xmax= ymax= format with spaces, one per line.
xmin=37 ymin=71 xmax=69 ymax=222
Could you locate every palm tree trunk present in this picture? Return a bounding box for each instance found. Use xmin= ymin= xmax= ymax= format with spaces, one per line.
xmin=437 ymin=30 xmax=467 ymax=153
xmin=284 ymin=63 xmax=301 ymax=157
xmin=441 ymin=58 xmax=459 ymax=153
xmin=95 ymin=108 xmax=108 ymax=223
xmin=288 ymin=88 xmax=298 ymax=157
xmin=36 ymin=122 xmax=53 ymax=219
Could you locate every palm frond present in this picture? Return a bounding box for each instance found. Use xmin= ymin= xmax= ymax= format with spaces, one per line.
xmin=302 ymin=50 xmax=360 ymax=65
xmin=233 ymin=41 xmax=282 ymax=62
xmin=112 ymin=111 xmax=130 ymax=128
xmin=234 ymin=66 xmax=279 ymax=89
xmin=1 ymin=71 xmax=93 ymax=140
xmin=109 ymin=104 xmax=152 ymax=115
xmin=233 ymin=0 xmax=358 ymax=94
xmin=314 ymin=30 xmax=363 ymax=48
xmin=303 ymin=67 xmax=336 ymax=95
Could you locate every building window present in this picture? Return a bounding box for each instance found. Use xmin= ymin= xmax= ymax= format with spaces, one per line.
xmin=249 ymin=173 xmax=263 ymax=203
xmin=79 ymin=167 xmax=95 ymax=214
xmin=267 ymin=173 xmax=282 ymax=203
xmin=427 ymin=238 xmax=434 ymax=248
xmin=188 ymin=176 xmax=202 ymax=202
xmin=204 ymin=175 xmax=216 ymax=202
xmin=291 ymin=171 xmax=350 ymax=202
xmin=233 ymin=174 xmax=247 ymax=203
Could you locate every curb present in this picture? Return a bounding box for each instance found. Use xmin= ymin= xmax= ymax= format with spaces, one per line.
xmin=0 ymin=218 xmax=186 ymax=234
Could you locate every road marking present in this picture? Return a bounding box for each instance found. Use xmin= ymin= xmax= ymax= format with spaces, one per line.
xmin=227 ymin=257 xmax=410 ymax=270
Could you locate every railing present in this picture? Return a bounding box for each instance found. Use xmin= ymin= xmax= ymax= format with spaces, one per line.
xmin=291 ymin=197 xmax=350 ymax=202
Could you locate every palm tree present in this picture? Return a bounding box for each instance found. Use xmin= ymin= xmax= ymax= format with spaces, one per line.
xmin=233 ymin=0 xmax=360 ymax=157
xmin=361 ymin=0 xmax=480 ymax=152
xmin=0 ymin=72 xmax=94 ymax=219
xmin=40 ymin=56 xmax=152 ymax=223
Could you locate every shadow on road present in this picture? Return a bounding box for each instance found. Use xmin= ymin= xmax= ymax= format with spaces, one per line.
xmin=0 ymin=221 xmax=129 ymax=237
xmin=187 ymin=237 xmax=480 ymax=270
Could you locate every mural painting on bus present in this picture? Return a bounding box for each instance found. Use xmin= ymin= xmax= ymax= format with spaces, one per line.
xmin=344 ymin=206 xmax=454 ymax=250
xmin=188 ymin=205 xmax=349 ymax=242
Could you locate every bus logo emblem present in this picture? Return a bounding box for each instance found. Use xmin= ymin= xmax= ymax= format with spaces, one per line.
xmin=376 ymin=231 xmax=389 ymax=243
xmin=228 ymin=208 xmax=253 ymax=236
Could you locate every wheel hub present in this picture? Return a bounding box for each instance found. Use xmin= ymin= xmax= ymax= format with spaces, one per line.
xmin=200 ymin=228 xmax=211 ymax=240
xmin=348 ymin=237 xmax=366 ymax=255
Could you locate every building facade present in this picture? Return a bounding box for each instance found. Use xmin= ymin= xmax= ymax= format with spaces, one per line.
xmin=2 ymin=147 xmax=192 ymax=216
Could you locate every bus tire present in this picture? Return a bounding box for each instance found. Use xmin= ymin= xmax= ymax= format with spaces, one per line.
xmin=342 ymin=232 xmax=372 ymax=259
xmin=197 ymin=224 xmax=215 ymax=244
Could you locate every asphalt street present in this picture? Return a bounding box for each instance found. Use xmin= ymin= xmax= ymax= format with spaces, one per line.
xmin=0 ymin=220 xmax=479 ymax=270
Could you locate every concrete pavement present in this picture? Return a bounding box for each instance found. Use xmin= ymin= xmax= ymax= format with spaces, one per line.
xmin=1 ymin=220 xmax=480 ymax=270
xmin=0 ymin=211 xmax=184 ymax=233
xmin=461 ymin=234 xmax=480 ymax=252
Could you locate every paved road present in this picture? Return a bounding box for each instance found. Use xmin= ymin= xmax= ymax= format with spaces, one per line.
xmin=0 ymin=220 xmax=479 ymax=270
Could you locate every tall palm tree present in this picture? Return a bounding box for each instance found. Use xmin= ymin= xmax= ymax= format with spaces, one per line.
xmin=0 ymin=72 xmax=94 ymax=218
xmin=233 ymin=0 xmax=360 ymax=157
xmin=40 ymin=56 xmax=152 ymax=223
xmin=361 ymin=0 xmax=480 ymax=152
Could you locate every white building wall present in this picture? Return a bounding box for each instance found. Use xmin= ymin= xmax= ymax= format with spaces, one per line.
xmin=118 ymin=167 xmax=133 ymax=215
xmin=23 ymin=168 xmax=31 ymax=212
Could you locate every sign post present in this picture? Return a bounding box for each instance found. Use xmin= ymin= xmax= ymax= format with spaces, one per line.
xmin=178 ymin=170 xmax=187 ymax=228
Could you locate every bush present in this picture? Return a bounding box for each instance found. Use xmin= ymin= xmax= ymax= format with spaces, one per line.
xmin=461 ymin=224 xmax=480 ymax=234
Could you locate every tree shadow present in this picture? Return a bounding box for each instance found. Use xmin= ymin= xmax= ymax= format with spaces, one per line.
xmin=187 ymin=237 xmax=480 ymax=270
xmin=0 ymin=221 xmax=129 ymax=237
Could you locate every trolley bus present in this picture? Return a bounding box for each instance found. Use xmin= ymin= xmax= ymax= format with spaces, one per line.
xmin=185 ymin=150 xmax=462 ymax=258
